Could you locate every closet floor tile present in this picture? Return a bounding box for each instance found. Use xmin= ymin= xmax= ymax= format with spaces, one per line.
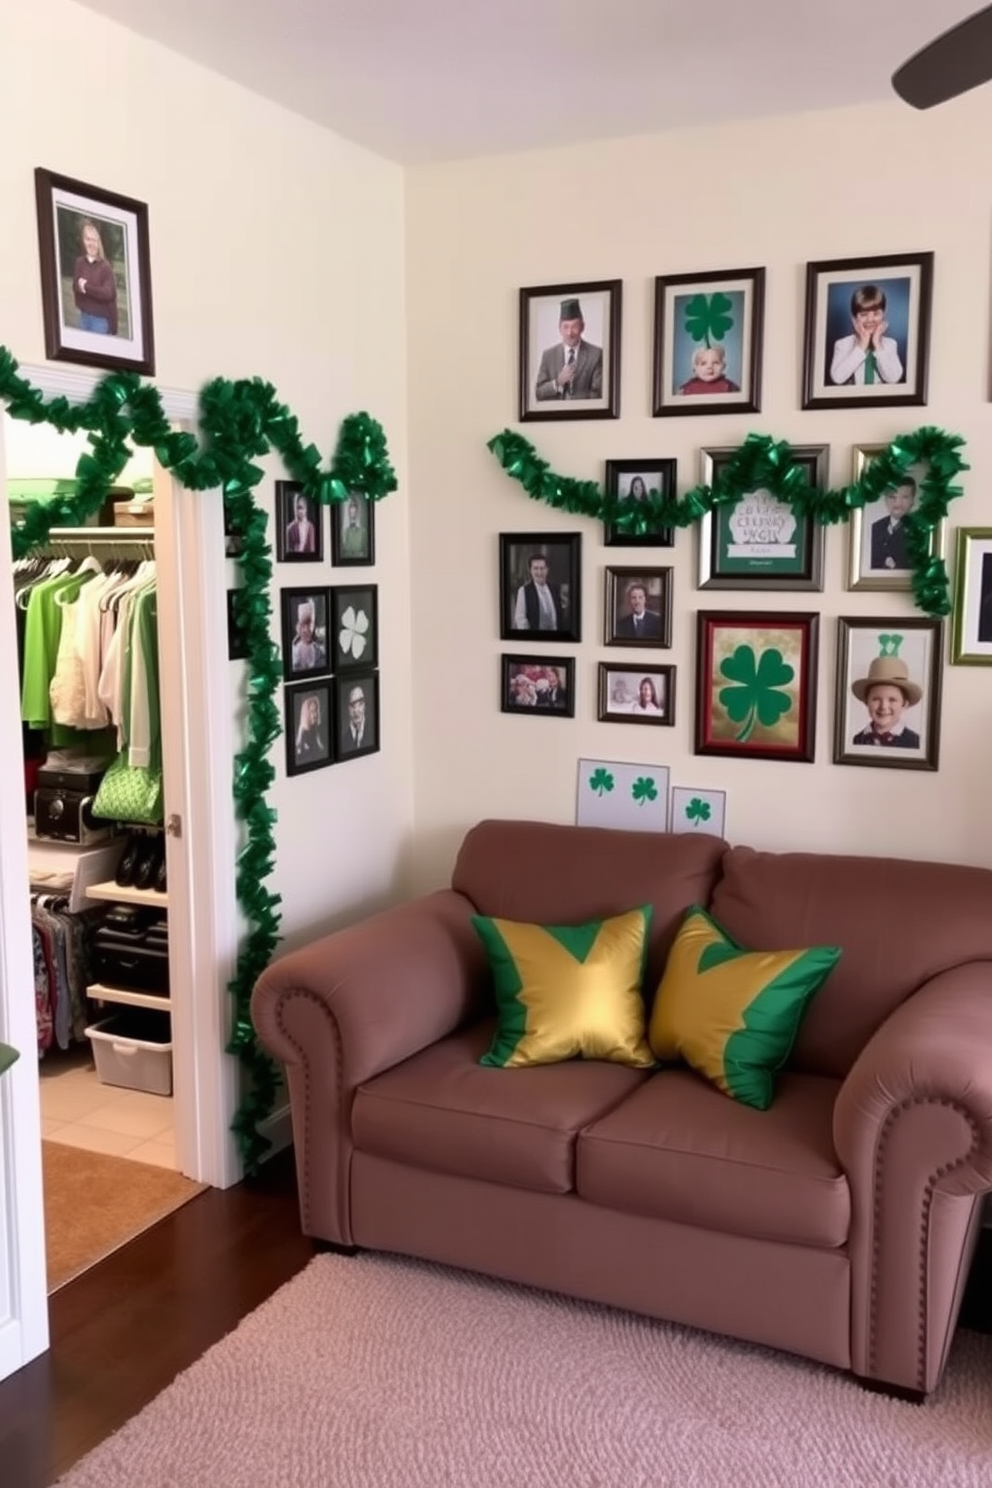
xmin=45 ymin=1125 xmax=145 ymax=1158
xmin=81 ymin=1099 xmax=174 ymax=1141
xmin=40 ymin=1117 xmax=68 ymax=1139
xmin=40 ymin=1085 xmax=117 ymax=1122
xmin=126 ymin=1138 xmax=176 ymax=1169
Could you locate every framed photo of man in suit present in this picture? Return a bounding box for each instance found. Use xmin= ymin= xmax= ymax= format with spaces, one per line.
xmin=847 ymin=445 xmax=946 ymax=592
xmin=519 ymin=280 xmax=621 ymax=422
xmin=604 ymin=567 xmax=673 ymax=649
xmin=499 ymin=533 xmax=582 ymax=643
xmin=332 ymin=670 xmax=380 ymax=762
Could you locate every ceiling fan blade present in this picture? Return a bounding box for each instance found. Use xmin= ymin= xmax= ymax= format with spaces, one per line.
xmin=892 ymin=4 xmax=992 ymax=108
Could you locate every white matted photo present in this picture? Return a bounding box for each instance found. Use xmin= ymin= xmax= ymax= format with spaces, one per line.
xmin=575 ymin=757 xmax=670 ymax=833
xmin=518 ymin=280 xmax=621 ymax=421
xmin=670 ymin=787 xmax=727 ymax=838
xmin=833 ymin=617 xmax=942 ymax=771
xmin=848 ymin=447 xmax=945 ymax=592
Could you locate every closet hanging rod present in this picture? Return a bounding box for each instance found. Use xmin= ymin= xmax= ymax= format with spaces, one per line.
xmin=19 ymin=525 xmax=156 ymax=561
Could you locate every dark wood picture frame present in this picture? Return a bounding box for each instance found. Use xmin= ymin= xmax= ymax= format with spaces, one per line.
xmin=499 ymin=533 xmax=582 ymax=643
xmin=604 ymin=566 xmax=673 ymax=649
xmin=598 ymin=662 xmax=676 ymax=726
xmin=652 ymin=266 xmax=765 ymax=418
xmin=695 ymin=610 xmax=819 ymax=763
xmin=802 ymin=251 xmax=933 ymax=411
xmin=34 ymin=167 xmax=155 ymax=375
xmin=833 ymin=616 xmax=942 ymax=770
xmin=500 ymin=655 xmax=576 ymax=716
xmin=330 ymin=583 xmax=378 ymax=672
xmin=275 ymin=481 xmax=323 ymax=563
xmin=332 ymin=669 xmax=380 ymax=762
xmin=284 ymin=681 xmax=334 ymax=777
xmin=603 ymin=459 xmax=677 ymax=548
xmin=331 ymin=491 xmax=376 ymax=567
xmin=518 ymin=279 xmax=622 ymax=422
xmin=697 ymin=444 xmax=828 ymax=591
xmin=280 ymin=586 xmax=330 ymax=683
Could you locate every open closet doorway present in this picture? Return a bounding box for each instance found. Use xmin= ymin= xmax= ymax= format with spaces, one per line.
xmin=0 ymin=363 xmax=245 ymax=1380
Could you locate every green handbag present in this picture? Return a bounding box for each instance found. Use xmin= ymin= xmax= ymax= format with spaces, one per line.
xmin=92 ymin=752 xmax=165 ymax=826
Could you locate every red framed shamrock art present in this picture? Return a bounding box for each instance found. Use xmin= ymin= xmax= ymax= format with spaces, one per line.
xmin=695 ymin=611 xmax=819 ymax=763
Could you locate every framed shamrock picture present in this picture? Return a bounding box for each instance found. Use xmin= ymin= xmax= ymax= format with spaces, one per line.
xmin=670 ymin=787 xmax=727 ymax=838
xmin=575 ymin=757 xmax=670 ymax=833
xmin=653 ymin=266 xmax=765 ymax=417
xmin=695 ymin=610 xmax=819 ymax=763
xmin=330 ymin=583 xmax=378 ymax=672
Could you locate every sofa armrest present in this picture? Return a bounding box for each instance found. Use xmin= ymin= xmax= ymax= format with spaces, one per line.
xmin=251 ymin=888 xmax=488 ymax=1243
xmin=833 ymin=962 xmax=992 ymax=1393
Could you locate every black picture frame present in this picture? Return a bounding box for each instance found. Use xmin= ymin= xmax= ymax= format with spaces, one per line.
xmin=833 ymin=617 xmax=942 ymax=771
xmin=226 ymin=589 xmax=250 ymax=661
xmin=330 ymin=583 xmax=378 ymax=672
xmin=604 ymin=566 xmax=673 ymax=649
xmin=500 ymin=655 xmax=576 ymax=717
xmin=802 ymin=252 xmax=934 ymax=411
xmin=499 ymin=533 xmax=582 ymax=643
xmin=652 ymin=266 xmax=764 ymax=418
xmin=34 ymin=167 xmax=155 ymax=375
xmin=333 ymin=669 xmax=380 ymax=762
xmin=331 ymin=491 xmax=375 ymax=566
xmin=518 ymin=279 xmax=622 ymax=422
xmin=280 ymin=586 xmax=330 ymax=682
xmin=275 ymin=481 xmax=323 ymax=563
xmin=603 ymin=459 xmax=677 ymax=548
xmin=285 ymin=681 xmax=333 ymax=777
xmin=695 ymin=610 xmax=819 ymax=764
xmin=697 ymin=445 xmax=828 ymax=591
xmin=598 ymin=662 xmax=676 ymax=726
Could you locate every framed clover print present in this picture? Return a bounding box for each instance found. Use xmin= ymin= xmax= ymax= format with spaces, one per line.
xmin=653 ymin=266 xmax=765 ymax=417
xmin=330 ymin=584 xmax=378 ymax=671
xmin=695 ymin=611 xmax=819 ymax=763
xmin=698 ymin=445 xmax=827 ymax=591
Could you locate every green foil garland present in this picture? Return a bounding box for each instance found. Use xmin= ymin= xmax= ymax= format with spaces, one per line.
xmin=487 ymin=427 xmax=968 ymax=618
xmin=1 ymin=346 xmax=397 ymax=1174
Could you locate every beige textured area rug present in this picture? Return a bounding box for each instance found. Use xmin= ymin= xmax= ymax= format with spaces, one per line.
xmin=43 ymin=1140 xmax=208 ymax=1292
xmin=54 ymin=1252 xmax=992 ymax=1487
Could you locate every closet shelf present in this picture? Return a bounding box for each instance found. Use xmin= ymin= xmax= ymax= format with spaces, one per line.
xmin=85 ymin=879 xmax=169 ymax=909
xmin=87 ymin=983 xmax=172 ymax=1012
xmin=27 ymin=834 xmax=125 ymax=914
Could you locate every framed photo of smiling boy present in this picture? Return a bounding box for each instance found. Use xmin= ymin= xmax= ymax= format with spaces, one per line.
xmin=847 ymin=445 xmax=946 ymax=591
xmin=833 ymin=617 xmax=942 ymax=771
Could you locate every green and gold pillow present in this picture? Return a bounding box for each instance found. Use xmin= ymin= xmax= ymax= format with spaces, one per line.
xmin=473 ymin=906 xmax=656 ymax=1069
xmin=648 ymin=906 xmax=841 ymax=1109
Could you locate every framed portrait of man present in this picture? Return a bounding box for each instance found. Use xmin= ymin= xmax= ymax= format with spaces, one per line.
xmin=802 ymin=252 xmax=933 ymax=410
xmin=698 ymin=445 xmax=827 ymax=592
xmin=833 ymin=617 xmax=941 ymax=770
xmin=333 ymin=670 xmax=380 ymax=762
xmin=604 ymin=567 xmax=673 ymax=649
xmin=331 ymin=490 xmax=375 ymax=567
xmin=847 ymin=445 xmax=946 ymax=592
xmin=518 ymin=280 xmax=621 ymax=422
xmin=276 ymin=481 xmax=323 ymax=563
xmin=653 ymin=266 xmax=765 ymax=418
xmin=499 ymin=533 xmax=582 ymax=643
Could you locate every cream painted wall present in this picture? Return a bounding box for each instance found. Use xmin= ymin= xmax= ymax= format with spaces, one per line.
xmin=405 ymin=92 xmax=992 ymax=888
xmin=0 ymin=0 xmax=414 ymax=946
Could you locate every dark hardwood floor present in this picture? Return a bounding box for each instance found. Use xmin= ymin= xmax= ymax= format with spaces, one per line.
xmin=0 ymin=1148 xmax=313 ymax=1488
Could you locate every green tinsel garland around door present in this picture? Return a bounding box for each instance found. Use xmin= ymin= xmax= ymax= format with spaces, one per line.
xmin=0 ymin=346 xmax=396 ymax=1174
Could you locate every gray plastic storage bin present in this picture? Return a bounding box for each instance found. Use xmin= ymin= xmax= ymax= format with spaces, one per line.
xmin=85 ymin=1007 xmax=173 ymax=1097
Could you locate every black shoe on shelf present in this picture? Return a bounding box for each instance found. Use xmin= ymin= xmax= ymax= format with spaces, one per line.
xmin=115 ymin=832 xmax=143 ymax=887
xmin=154 ymin=844 xmax=168 ymax=895
xmin=133 ymin=835 xmax=162 ymax=892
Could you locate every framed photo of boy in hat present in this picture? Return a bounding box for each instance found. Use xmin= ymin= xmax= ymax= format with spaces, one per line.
xmin=519 ymin=280 xmax=622 ymax=422
xmin=833 ymin=616 xmax=942 ymax=771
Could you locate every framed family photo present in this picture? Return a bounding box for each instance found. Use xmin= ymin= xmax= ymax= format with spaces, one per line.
xmin=604 ymin=566 xmax=673 ymax=648
xmin=499 ymin=533 xmax=582 ymax=643
xmin=951 ymin=528 xmax=992 ymax=665
xmin=847 ymin=444 xmax=946 ymax=591
xmin=698 ymin=444 xmax=827 ymax=591
xmin=518 ymin=280 xmax=621 ymax=422
xmin=330 ymin=583 xmax=378 ymax=670
xmin=598 ymin=662 xmax=676 ymax=726
xmin=501 ymin=655 xmax=575 ymax=716
xmin=802 ymin=252 xmax=933 ymax=410
xmin=833 ymin=617 xmax=941 ymax=770
xmin=275 ymin=481 xmax=323 ymax=562
xmin=34 ymin=167 xmax=155 ymax=375
xmin=331 ymin=491 xmax=375 ymax=566
xmin=333 ymin=670 xmax=380 ymax=762
xmin=281 ymin=587 xmax=330 ymax=682
xmin=695 ymin=610 xmax=819 ymax=763
xmin=652 ymin=266 xmax=765 ymax=417
xmin=284 ymin=681 xmax=333 ymax=778
xmin=603 ymin=459 xmax=677 ymax=548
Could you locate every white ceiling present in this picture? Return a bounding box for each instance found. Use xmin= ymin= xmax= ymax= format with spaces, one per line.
xmin=73 ymin=0 xmax=981 ymax=164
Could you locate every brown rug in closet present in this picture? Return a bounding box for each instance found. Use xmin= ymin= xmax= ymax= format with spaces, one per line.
xmin=42 ymin=1141 xmax=209 ymax=1292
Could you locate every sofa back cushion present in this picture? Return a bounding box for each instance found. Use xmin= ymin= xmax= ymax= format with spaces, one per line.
xmin=452 ymin=819 xmax=726 ymax=994
xmin=710 ymin=846 xmax=992 ymax=1079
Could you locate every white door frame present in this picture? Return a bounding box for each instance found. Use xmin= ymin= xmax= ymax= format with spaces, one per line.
xmin=0 ymin=363 xmax=242 ymax=1381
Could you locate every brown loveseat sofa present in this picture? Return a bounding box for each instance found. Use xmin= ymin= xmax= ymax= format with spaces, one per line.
xmin=251 ymin=819 xmax=992 ymax=1398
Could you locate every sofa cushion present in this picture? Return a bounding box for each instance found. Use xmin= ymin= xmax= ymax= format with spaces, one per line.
xmin=577 ymin=1068 xmax=849 ymax=1248
xmin=472 ymin=906 xmax=655 ymax=1069
xmin=352 ymin=1021 xmax=649 ymax=1195
xmin=648 ymin=906 xmax=841 ymax=1109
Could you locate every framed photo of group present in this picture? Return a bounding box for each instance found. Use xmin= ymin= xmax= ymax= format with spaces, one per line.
xmin=847 ymin=445 xmax=946 ymax=592
xmin=697 ymin=445 xmax=828 ymax=591
xmin=802 ymin=252 xmax=933 ymax=411
xmin=695 ymin=610 xmax=819 ymax=763
xmin=951 ymin=528 xmax=992 ymax=665
xmin=501 ymin=655 xmax=575 ymax=716
xmin=833 ymin=617 xmax=941 ymax=770
xmin=602 ymin=459 xmax=677 ymax=548
xmin=518 ymin=280 xmax=622 ymax=422
xmin=652 ymin=266 xmax=765 ymax=418
xmin=499 ymin=533 xmax=582 ymax=642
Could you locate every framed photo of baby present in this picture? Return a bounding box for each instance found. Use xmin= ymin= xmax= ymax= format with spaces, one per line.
xmin=847 ymin=445 xmax=946 ymax=592
xmin=833 ymin=617 xmax=942 ymax=771
xmin=518 ymin=280 xmax=621 ymax=422
xmin=652 ymin=267 xmax=765 ymax=417
xmin=802 ymin=252 xmax=933 ymax=410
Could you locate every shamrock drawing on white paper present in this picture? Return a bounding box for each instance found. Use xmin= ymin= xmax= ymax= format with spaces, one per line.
xmin=339 ymin=604 xmax=370 ymax=661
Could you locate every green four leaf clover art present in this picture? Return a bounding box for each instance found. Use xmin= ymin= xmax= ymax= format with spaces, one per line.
xmin=718 ymin=644 xmax=794 ymax=743
xmin=683 ymin=291 xmax=735 ymax=347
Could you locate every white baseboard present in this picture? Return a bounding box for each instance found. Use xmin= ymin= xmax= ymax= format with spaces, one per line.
xmin=256 ymin=1102 xmax=293 ymax=1163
